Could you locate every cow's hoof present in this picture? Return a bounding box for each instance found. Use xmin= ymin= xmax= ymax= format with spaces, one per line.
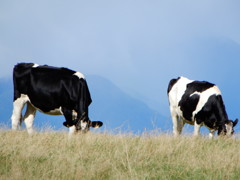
xmin=63 ymin=122 xmax=70 ymax=127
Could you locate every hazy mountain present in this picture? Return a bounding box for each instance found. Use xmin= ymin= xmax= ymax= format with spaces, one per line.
xmin=0 ymin=75 xmax=169 ymax=133
xmin=0 ymin=78 xmax=13 ymax=128
xmin=87 ymin=75 xmax=169 ymax=133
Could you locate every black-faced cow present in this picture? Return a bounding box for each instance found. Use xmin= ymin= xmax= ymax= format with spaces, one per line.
xmin=11 ymin=63 xmax=103 ymax=135
xmin=167 ymin=76 xmax=238 ymax=138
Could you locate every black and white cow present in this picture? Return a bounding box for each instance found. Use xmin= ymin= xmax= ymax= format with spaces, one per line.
xmin=11 ymin=63 xmax=103 ymax=134
xmin=167 ymin=76 xmax=238 ymax=138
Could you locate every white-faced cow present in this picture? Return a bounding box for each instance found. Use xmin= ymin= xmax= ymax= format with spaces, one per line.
xmin=11 ymin=63 xmax=103 ymax=135
xmin=167 ymin=76 xmax=238 ymax=138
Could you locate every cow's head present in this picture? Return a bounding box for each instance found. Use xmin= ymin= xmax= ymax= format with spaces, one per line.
xmin=219 ymin=119 xmax=238 ymax=136
xmin=75 ymin=117 xmax=103 ymax=133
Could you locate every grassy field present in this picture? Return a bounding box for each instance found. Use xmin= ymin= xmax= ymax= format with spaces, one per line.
xmin=0 ymin=130 xmax=239 ymax=180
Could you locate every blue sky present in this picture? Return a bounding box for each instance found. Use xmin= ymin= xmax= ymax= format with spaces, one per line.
xmin=1 ymin=0 xmax=240 ymax=131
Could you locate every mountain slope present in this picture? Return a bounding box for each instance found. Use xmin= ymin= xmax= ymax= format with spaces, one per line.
xmin=87 ymin=75 xmax=168 ymax=133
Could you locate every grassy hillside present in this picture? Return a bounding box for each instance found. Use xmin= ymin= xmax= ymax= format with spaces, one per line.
xmin=0 ymin=130 xmax=239 ymax=180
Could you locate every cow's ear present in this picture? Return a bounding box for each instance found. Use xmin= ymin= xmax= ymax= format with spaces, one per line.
xmin=91 ymin=121 xmax=103 ymax=128
xmin=233 ymin=119 xmax=238 ymax=127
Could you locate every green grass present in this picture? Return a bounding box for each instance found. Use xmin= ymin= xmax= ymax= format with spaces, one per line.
xmin=0 ymin=130 xmax=239 ymax=180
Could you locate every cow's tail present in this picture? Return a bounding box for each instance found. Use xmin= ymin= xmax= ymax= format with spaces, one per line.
xmin=13 ymin=63 xmax=34 ymax=101
xmin=167 ymin=77 xmax=180 ymax=94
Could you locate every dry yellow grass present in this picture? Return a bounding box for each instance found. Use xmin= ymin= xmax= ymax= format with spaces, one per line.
xmin=0 ymin=129 xmax=239 ymax=180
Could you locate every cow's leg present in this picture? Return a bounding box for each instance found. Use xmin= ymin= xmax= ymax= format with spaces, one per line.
xmin=24 ymin=103 xmax=36 ymax=134
xmin=170 ymin=107 xmax=180 ymax=136
xmin=69 ymin=126 xmax=76 ymax=136
xmin=11 ymin=96 xmax=28 ymax=130
xmin=172 ymin=115 xmax=180 ymax=136
xmin=62 ymin=108 xmax=77 ymax=135
xmin=209 ymin=130 xmax=215 ymax=139
xmin=62 ymin=108 xmax=74 ymax=127
xmin=193 ymin=121 xmax=201 ymax=137
xmin=178 ymin=118 xmax=185 ymax=134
